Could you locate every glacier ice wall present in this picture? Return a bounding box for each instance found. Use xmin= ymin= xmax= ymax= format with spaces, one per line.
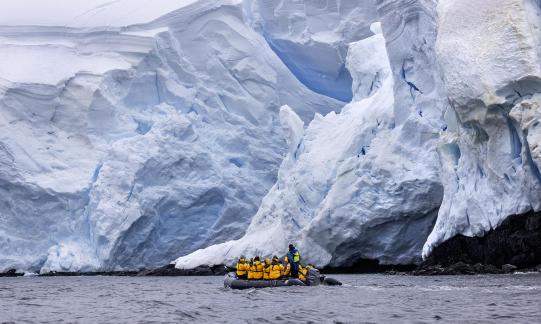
xmin=3 ymin=0 xmax=541 ymax=272
xmin=175 ymin=11 xmax=447 ymax=268
xmin=176 ymin=0 xmax=541 ymax=268
xmin=0 ymin=0 xmax=343 ymax=272
xmin=423 ymin=0 xmax=541 ymax=257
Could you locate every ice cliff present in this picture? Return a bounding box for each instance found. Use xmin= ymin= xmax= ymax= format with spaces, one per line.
xmin=1 ymin=0 xmax=540 ymax=273
xmin=175 ymin=0 xmax=445 ymax=268
xmin=423 ymin=0 xmax=541 ymax=257
xmin=0 ymin=0 xmax=342 ymax=272
xmin=175 ymin=0 xmax=541 ymax=269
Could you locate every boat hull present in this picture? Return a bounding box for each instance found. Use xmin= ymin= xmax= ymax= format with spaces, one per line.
xmin=224 ymin=273 xmax=305 ymax=289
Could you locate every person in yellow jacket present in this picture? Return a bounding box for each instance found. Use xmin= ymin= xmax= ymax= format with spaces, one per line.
xmin=298 ymin=264 xmax=312 ymax=282
xmin=246 ymin=258 xmax=254 ymax=280
xmin=251 ymin=256 xmax=265 ymax=280
xmin=263 ymin=258 xmax=271 ymax=279
xmin=298 ymin=265 xmax=305 ymax=282
xmin=235 ymin=256 xmax=248 ymax=279
xmin=269 ymin=256 xmax=284 ymax=280
xmin=282 ymin=256 xmax=291 ymax=277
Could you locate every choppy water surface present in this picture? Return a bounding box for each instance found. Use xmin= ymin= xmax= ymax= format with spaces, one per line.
xmin=0 ymin=273 xmax=540 ymax=323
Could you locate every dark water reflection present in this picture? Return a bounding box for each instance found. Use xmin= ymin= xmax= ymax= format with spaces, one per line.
xmin=1 ymin=273 xmax=540 ymax=323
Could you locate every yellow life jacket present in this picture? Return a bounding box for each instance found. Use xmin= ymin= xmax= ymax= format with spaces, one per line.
xmin=293 ymin=251 xmax=301 ymax=263
xmin=251 ymin=261 xmax=264 ymax=280
xmin=263 ymin=259 xmax=271 ymax=279
xmin=283 ymin=263 xmax=291 ymax=277
xmin=247 ymin=264 xmax=253 ymax=279
xmin=236 ymin=262 xmax=248 ymax=277
xmin=269 ymin=263 xmax=284 ymax=280
xmin=298 ymin=265 xmax=309 ymax=282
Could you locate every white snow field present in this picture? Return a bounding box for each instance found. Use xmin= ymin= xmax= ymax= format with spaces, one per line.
xmin=0 ymin=0 xmax=199 ymax=27
xmin=1 ymin=0 xmax=541 ymax=272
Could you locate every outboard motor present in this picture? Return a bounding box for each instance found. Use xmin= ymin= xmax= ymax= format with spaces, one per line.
xmin=306 ymin=268 xmax=321 ymax=286
xmin=322 ymin=276 xmax=342 ymax=286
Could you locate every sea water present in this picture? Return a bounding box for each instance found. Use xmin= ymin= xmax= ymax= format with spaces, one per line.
xmin=1 ymin=273 xmax=540 ymax=323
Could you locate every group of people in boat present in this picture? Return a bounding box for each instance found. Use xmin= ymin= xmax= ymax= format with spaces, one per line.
xmin=234 ymin=244 xmax=314 ymax=282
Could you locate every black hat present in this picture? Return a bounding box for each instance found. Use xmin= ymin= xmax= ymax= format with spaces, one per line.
xmin=288 ymin=244 xmax=295 ymax=251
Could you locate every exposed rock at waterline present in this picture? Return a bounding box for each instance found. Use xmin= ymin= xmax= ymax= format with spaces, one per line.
xmin=416 ymin=211 xmax=541 ymax=275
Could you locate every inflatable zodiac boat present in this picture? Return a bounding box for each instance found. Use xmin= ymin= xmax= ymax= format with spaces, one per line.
xmin=224 ymin=269 xmax=342 ymax=289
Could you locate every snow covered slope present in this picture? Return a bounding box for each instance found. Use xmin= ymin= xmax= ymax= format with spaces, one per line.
xmin=0 ymin=0 xmax=199 ymax=27
xmin=0 ymin=0 xmax=342 ymax=272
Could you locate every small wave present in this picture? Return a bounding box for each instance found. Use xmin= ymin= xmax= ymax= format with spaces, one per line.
xmin=16 ymin=302 xmax=45 ymax=307
xmin=150 ymin=300 xmax=175 ymax=307
xmin=19 ymin=297 xmax=34 ymax=301
xmin=173 ymin=309 xmax=198 ymax=319
xmin=504 ymin=285 xmax=541 ymax=290
xmin=490 ymin=314 xmax=516 ymax=319
xmin=420 ymin=286 xmax=471 ymax=291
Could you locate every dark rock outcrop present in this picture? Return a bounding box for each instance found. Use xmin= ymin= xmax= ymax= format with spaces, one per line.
xmin=322 ymin=258 xmax=416 ymax=274
xmin=417 ymin=210 xmax=541 ymax=275
xmin=137 ymin=264 xmax=230 ymax=276
xmin=34 ymin=264 xmax=230 ymax=277
xmin=501 ymin=264 xmax=518 ymax=273
xmin=0 ymin=265 xmax=230 ymax=277
xmin=413 ymin=262 xmax=504 ymax=275
xmin=40 ymin=271 xmax=137 ymax=277
xmin=0 ymin=269 xmax=24 ymax=277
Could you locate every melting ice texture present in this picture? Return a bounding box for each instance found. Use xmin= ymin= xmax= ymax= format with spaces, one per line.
xmin=175 ymin=18 xmax=444 ymax=269
xmin=0 ymin=0 xmax=346 ymax=272
xmin=422 ymin=0 xmax=541 ymax=257
xmin=175 ymin=0 xmax=541 ymax=269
